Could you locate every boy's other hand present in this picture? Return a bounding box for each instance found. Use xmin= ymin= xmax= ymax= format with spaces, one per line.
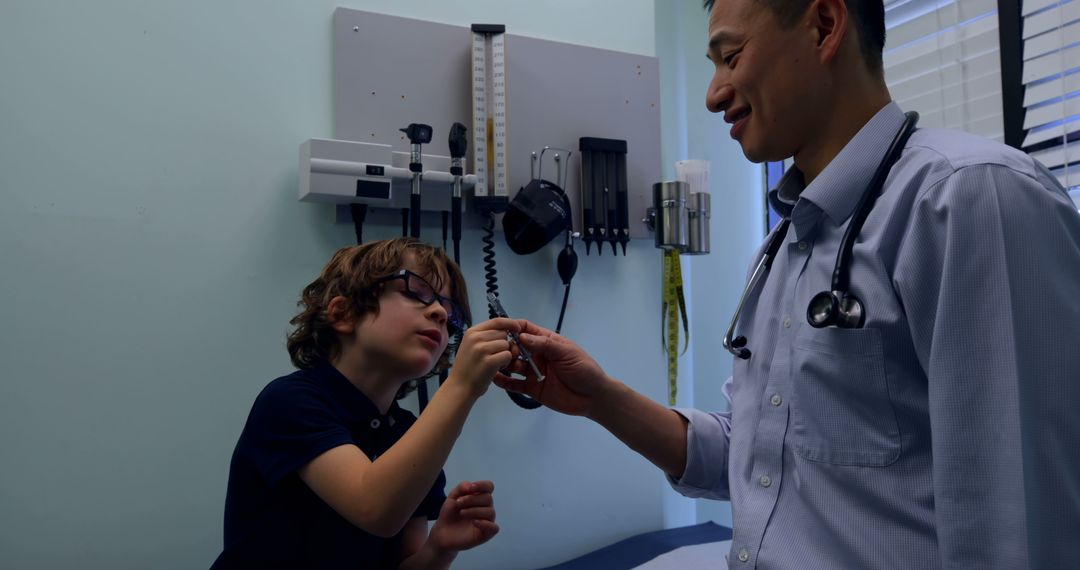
xmin=430 ymin=480 xmax=499 ymax=552
xmin=447 ymin=318 xmax=522 ymax=397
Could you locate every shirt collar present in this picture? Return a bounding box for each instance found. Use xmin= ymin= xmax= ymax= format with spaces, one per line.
xmin=767 ymin=187 xmax=795 ymax=219
xmin=307 ymin=360 xmax=399 ymax=424
xmin=772 ymin=102 xmax=905 ymax=240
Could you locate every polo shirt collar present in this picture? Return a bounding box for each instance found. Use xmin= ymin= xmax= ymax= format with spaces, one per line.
xmin=308 ymin=360 xmax=399 ymax=424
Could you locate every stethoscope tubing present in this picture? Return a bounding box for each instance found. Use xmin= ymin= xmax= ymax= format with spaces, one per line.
xmin=724 ymin=111 xmax=920 ymax=359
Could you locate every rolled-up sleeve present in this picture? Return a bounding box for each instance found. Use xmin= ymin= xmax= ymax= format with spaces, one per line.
xmin=666 ymin=377 xmax=734 ymax=500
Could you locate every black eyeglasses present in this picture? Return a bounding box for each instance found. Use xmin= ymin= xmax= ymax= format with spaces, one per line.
xmin=373 ymin=270 xmax=469 ymax=335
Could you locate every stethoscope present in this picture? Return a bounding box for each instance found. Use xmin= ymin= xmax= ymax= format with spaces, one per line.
xmin=723 ymin=111 xmax=919 ymax=360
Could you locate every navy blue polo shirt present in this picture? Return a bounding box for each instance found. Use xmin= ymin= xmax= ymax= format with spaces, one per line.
xmin=212 ymin=361 xmax=446 ymax=569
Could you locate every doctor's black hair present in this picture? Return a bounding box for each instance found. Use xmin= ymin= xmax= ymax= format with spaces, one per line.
xmin=703 ymin=0 xmax=884 ymax=73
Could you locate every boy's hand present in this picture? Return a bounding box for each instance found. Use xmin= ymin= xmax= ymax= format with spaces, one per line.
xmin=429 ymin=480 xmax=499 ymax=552
xmin=447 ymin=318 xmax=521 ymax=397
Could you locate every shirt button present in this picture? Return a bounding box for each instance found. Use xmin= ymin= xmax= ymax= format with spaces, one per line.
xmin=738 ymin=548 xmax=749 ymax=562
xmin=759 ymin=475 xmax=772 ymax=488
xmin=783 ymin=317 xmax=791 ymax=328
xmin=370 ymin=419 xmax=381 ymax=429
xmin=798 ymin=241 xmax=808 ymax=251
xmin=771 ymin=394 xmax=782 ymax=406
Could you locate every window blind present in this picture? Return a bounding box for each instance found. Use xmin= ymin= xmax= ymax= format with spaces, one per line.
xmin=884 ymin=0 xmax=1006 ymax=142
xmin=1021 ymin=0 xmax=1080 ymax=195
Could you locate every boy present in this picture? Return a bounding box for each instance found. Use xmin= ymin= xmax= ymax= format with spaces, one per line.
xmin=213 ymin=237 xmax=522 ymax=569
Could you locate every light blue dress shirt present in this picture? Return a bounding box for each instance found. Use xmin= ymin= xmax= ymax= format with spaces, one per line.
xmin=669 ymin=102 xmax=1080 ymax=569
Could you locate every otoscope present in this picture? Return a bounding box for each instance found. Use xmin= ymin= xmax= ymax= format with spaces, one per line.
xmin=487 ymin=292 xmax=545 ymax=381
xmin=448 ymin=122 xmax=467 ymax=263
xmin=400 ymin=123 xmax=432 ymax=238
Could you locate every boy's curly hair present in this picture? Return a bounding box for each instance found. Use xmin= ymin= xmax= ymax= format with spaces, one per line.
xmin=286 ymin=238 xmax=471 ymax=399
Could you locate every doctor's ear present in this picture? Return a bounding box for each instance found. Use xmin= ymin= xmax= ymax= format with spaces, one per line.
xmin=807 ymin=0 xmax=849 ymax=64
xmin=326 ymin=296 xmax=358 ymax=334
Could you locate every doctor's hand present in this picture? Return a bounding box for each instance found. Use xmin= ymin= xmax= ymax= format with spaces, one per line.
xmin=493 ymin=321 xmax=612 ymax=417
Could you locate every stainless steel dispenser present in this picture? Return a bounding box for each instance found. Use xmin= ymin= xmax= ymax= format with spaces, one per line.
xmin=652 ymin=181 xmax=689 ymax=251
xmin=686 ymin=191 xmax=711 ymax=254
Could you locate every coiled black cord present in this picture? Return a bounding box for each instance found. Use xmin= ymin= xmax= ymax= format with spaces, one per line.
xmin=481 ymin=213 xmax=542 ymax=410
xmin=481 ymin=214 xmax=499 ymax=299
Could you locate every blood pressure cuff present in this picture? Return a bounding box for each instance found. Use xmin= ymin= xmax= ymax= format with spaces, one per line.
xmin=503 ymin=178 xmax=571 ymax=255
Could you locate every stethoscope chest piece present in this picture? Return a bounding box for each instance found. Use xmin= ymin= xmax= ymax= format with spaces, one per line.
xmin=807 ymin=290 xmax=865 ymax=329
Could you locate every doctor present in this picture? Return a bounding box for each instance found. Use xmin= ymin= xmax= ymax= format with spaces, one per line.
xmin=497 ymin=0 xmax=1080 ymax=567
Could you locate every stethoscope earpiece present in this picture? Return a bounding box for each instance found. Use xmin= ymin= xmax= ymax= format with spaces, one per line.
xmin=730 ymin=335 xmax=750 ymax=359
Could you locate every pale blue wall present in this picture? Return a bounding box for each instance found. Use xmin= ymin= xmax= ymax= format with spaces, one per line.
xmin=0 ymin=1 xmax=758 ymax=568
xmin=655 ymin=0 xmax=767 ymax=528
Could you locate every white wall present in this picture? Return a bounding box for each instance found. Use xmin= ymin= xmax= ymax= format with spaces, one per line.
xmin=0 ymin=0 xmax=758 ymax=568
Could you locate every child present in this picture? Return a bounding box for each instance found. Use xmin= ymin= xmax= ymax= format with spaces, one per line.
xmin=212 ymin=237 xmax=521 ymax=569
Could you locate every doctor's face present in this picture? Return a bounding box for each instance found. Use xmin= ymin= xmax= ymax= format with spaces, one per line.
xmin=705 ymin=0 xmax=826 ymax=163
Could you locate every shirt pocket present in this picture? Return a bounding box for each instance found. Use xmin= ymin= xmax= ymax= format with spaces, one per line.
xmin=790 ymin=325 xmax=900 ymax=467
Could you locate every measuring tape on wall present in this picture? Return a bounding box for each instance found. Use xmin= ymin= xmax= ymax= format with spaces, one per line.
xmin=471 ymin=24 xmax=509 ymax=201
xmin=662 ymin=249 xmax=689 ymax=406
